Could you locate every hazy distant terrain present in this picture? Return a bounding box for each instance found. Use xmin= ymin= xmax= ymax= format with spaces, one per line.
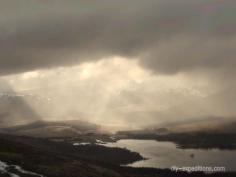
xmin=2 ymin=120 xmax=99 ymax=138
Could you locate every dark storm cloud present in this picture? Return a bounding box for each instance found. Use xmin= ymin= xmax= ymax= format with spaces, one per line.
xmin=0 ymin=0 xmax=235 ymax=75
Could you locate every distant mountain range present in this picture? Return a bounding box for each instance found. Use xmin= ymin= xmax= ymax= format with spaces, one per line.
xmin=117 ymin=117 xmax=236 ymax=142
xmin=144 ymin=116 xmax=236 ymax=134
xmin=2 ymin=120 xmax=100 ymax=138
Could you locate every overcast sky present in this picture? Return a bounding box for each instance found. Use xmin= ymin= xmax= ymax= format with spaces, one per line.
xmin=0 ymin=0 xmax=236 ymax=129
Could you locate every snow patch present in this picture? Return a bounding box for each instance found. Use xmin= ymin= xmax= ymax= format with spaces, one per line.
xmin=0 ymin=160 xmax=45 ymax=177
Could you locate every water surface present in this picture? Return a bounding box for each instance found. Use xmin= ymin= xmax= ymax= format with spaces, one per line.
xmin=104 ymin=139 xmax=236 ymax=171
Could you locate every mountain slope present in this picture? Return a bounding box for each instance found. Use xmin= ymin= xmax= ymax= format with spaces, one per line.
xmin=2 ymin=120 xmax=99 ymax=138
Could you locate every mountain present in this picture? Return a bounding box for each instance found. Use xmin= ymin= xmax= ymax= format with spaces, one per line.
xmin=2 ymin=120 xmax=100 ymax=138
xmin=162 ymin=117 xmax=236 ymax=134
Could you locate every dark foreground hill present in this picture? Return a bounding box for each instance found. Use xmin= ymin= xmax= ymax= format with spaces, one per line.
xmin=0 ymin=134 xmax=235 ymax=177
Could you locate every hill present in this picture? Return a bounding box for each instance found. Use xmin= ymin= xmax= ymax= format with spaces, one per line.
xmin=2 ymin=120 xmax=99 ymax=138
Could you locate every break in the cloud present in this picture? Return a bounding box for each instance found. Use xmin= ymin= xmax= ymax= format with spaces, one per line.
xmin=0 ymin=0 xmax=236 ymax=129
xmin=2 ymin=57 xmax=236 ymax=129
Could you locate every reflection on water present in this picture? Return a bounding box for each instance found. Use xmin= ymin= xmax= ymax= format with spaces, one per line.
xmin=104 ymin=139 xmax=236 ymax=171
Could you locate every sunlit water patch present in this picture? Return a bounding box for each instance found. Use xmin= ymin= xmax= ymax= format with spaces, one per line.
xmin=103 ymin=139 xmax=236 ymax=171
xmin=73 ymin=142 xmax=91 ymax=146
